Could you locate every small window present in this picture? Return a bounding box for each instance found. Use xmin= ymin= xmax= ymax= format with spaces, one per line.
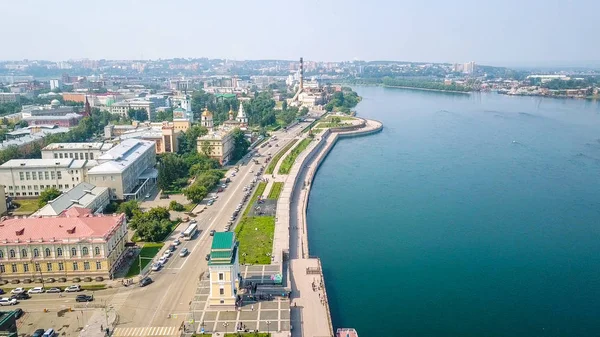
xmin=23 ymin=263 xmax=29 ymax=272
xmin=218 ymin=273 xmax=224 ymax=281
xmin=9 ymin=249 xmax=15 ymax=258
xmin=96 ymin=261 xmax=102 ymax=270
xmin=57 ymin=248 xmax=63 ymax=256
xmin=11 ymin=264 xmax=17 ymax=273
xmin=33 ymin=248 xmax=39 ymax=257
xmin=0 ymin=265 xmax=4 ymax=273
xmin=71 ymin=248 xmax=77 ymax=256
xmin=58 ymin=262 xmax=64 ymax=271
xmin=35 ymin=263 xmax=41 ymax=272
xmin=47 ymin=263 xmax=53 ymax=271
xmin=95 ymin=247 xmax=100 ymax=255
xmin=45 ymin=248 xmax=51 ymax=257
xmin=72 ymin=262 xmax=78 ymax=271
xmin=82 ymin=247 xmax=89 ymax=256
xmin=0 ymin=250 xmax=3 ymax=259
xmin=21 ymin=249 xmax=27 ymax=258
xmin=84 ymin=262 xmax=90 ymax=270
xmin=219 ymin=288 xmax=225 ymax=295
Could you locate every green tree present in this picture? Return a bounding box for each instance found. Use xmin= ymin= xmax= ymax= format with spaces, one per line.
xmin=38 ymin=187 xmax=62 ymax=208
xmin=183 ymin=184 xmax=208 ymax=203
xmin=157 ymin=153 xmax=189 ymax=191
xmin=117 ymin=200 xmax=140 ymax=219
xmin=231 ymin=128 xmax=250 ymax=161
xmin=200 ymin=141 xmax=214 ymax=156
xmin=169 ymin=200 xmax=185 ymax=211
xmin=136 ymin=218 xmax=171 ymax=242
xmin=127 ymin=108 xmax=148 ymax=121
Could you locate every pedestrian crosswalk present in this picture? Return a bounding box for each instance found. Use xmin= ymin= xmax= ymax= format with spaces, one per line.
xmin=113 ymin=326 xmax=179 ymax=336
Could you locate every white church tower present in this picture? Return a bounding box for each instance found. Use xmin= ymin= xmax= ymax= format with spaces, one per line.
xmin=236 ymin=103 xmax=248 ymax=125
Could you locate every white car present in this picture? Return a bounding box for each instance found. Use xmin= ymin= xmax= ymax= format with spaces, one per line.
xmin=10 ymin=288 xmax=25 ymax=295
xmin=64 ymin=285 xmax=81 ymax=292
xmin=158 ymin=256 xmax=168 ymax=264
xmin=163 ymin=250 xmax=172 ymax=258
xmin=27 ymin=287 xmax=45 ymax=294
xmin=151 ymin=263 xmax=162 ymax=271
xmin=0 ymin=298 xmax=17 ymax=306
xmin=173 ymin=239 xmax=180 ymax=246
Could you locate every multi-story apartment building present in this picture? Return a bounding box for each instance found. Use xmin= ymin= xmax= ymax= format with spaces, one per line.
xmin=108 ymin=101 xmax=155 ymax=120
xmin=0 ymin=209 xmax=127 ymax=282
xmin=0 ymin=93 xmax=20 ymax=104
xmin=42 ymin=142 xmax=114 ymax=161
xmin=0 ymin=159 xmax=97 ymax=197
xmin=24 ymin=113 xmax=83 ymax=127
xmin=197 ymin=108 xmax=235 ymax=165
xmin=87 ymin=139 xmax=156 ymax=200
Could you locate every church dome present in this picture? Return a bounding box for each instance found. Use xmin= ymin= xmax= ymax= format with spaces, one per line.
xmin=202 ymin=107 xmax=213 ymax=117
xmin=50 ymin=99 xmax=60 ymax=107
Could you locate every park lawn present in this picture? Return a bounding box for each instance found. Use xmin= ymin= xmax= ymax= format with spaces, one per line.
xmin=235 ymin=216 xmax=275 ymax=265
xmin=324 ymin=115 xmax=355 ymax=121
xmin=125 ymin=242 xmax=164 ymax=277
xmin=243 ymin=182 xmax=267 ymax=217
xmin=316 ymin=122 xmax=349 ymax=128
xmin=184 ymin=203 xmax=197 ymax=212
xmin=12 ymin=199 xmax=40 ymax=214
xmin=265 ymin=139 xmax=297 ymax=174
xmin=278 ymin=138 xmax=312 ymax=174
xmin=267 ymin=182 xmax=284 ymax=199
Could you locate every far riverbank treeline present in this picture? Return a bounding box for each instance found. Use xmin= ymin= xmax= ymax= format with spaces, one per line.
xmin=340 ymin=77 xmax=472 ymax=92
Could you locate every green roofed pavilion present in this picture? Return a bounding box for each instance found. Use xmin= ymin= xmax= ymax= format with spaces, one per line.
xmin=209 ymin=232 xmax=238 ymax=265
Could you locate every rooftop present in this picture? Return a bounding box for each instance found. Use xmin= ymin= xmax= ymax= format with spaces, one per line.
xmin=211 ymin=231 xmax=235 ymax=250
xmin=32 ymin=182 xmax=109 ymax=217
xmin=0 ymin=212 xmax=125 ymax=244
xmin=88 ymin=139 xmax=155 ymax=174
xmin=24 ymin=113 xmax=83 ymax=121
xmin=43 ymin=142 xmax=114 ymax=152
xmin=0 ymin=158 xmax=94 ymax=169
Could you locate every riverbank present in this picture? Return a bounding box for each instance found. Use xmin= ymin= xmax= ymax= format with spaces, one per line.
xmin=384 ymin=85 xmax=472 ymax=94
xmin=274 ymin=118 xmax=382 ymax=337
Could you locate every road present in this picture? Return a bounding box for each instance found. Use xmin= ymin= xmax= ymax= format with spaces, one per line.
xmin=112 ymin=121 xmax=310 ymax=333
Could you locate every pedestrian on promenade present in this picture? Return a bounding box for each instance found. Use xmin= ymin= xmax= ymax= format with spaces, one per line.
xmin=251 ymin=304 xmax=254 ymax=311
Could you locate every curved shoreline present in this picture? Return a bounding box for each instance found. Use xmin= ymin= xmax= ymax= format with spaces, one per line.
xmin=278 ymin=118 xmax=382 ymax=337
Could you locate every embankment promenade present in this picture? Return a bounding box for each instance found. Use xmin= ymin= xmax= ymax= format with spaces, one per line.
xmin=273 ymin=117 xmax=383 ymax=337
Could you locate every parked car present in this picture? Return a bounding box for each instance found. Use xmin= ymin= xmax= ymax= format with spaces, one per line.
xmin=179 ymin=248 xmax=189 ymax=257
xmin=64 ymin=285 xmax=81 ymax=292
xmin=169 ymin=244 xmax=176 ymax=252
xmin=151 ymin=263 xmax=162 ymax=272
xmin=27 ymin=287 xmax=45 ymax=294
xmin=10 ymin=288 xmax=25 ymax=295
xmin=207 ymin=200 xmax=214 ymax=206
xmin=139 ymin=277 xmax=153 ymax=287
xmin=75 ymin=294 xmax=93 ymax=302
xmin=46 ymin=288 xmax=62 ymax=293
xmin=31 ymin=329 xmax=46 ymax=337
xmin=205 ymin=254 xmax=210 ymax=261
xmin=158 ymin=256 xmax=168 ymax=264
xmin=209 ymin=230 xmax=216 ymax=236
xmin=0 ymin=289 xmax=4 ymax=295
xmin=10 ymin=293 xmax=30 ymax=300
xmin=173 ymin=239 xmax=180 ymax=246
xmin=163 ymin=250 xmax=172 ymax=258
xmin=14 ymin=308 xmax=24 ymax=319
xmin=0 ymin=298 xmax=18 ymax=306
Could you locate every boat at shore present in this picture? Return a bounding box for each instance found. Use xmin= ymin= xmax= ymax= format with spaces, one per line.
xmin=336 ymin=328 xmax=359 ymax=337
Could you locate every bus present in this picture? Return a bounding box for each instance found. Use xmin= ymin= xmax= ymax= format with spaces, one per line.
xmin=182 ymin=222 xmax=198 ymax=240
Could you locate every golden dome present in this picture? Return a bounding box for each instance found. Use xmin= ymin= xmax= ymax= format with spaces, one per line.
xmin=202 ymin=107 xmax=213 ymax=117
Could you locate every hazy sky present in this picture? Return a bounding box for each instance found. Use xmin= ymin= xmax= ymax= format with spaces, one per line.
xmin=2 ymin=0 xmax=598 ymax=66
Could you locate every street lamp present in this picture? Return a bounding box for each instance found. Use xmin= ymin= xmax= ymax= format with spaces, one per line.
xmin=222 ymin=322 xmax=229 ymax=334
xmin=266 ymin=320 xmax=272 ymax=335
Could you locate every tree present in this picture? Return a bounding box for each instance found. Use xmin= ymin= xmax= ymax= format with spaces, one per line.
xmin=169 ymin=200 xmax=185 ymax=211
xmin=127 ymin=108 xmax=148 ymax=121
xmin=38 ymin=187 xmax=61 ymax=207
xmin=300 ymin=106 xmax=309 ymax=116
xmin=157 ymin=153 xmax=189 ymax=191
xmin=282 ymin=101 xmax=288 ymax=111
xmin=154 ymin=109 xmax=173 ymax=122
xmin=117 ymin=200 xmax=140 ymax=219
xmin=136 ymin=218 xmax=171 ymax=242
xmin=231 ymin=128 xmax=250 ymax=161
xmin=183 ymin=184 xmax=208 ymax=203
xmin=200 ymin=141 xmax=214 ymax=157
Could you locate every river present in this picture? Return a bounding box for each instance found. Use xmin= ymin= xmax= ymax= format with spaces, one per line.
xmin=307 ymin=86 xmax=600 ymax=337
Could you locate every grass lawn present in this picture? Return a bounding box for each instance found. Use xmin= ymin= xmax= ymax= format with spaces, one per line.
xmin=278 ymin=138 xmax=312 ymax=174
xmin=265 ymin=139 xmax=297 ymax=174
xmin=267 ymin=182 xmax=284 ymax=199
xmin=12 ymin=199 xmax=40 ymax=214
xmin=302 ymin=119 xmax=319 ymax=133
xmin=125 ymin=242 xmax=164 ymax=277
xmin=243 ymin=182 xmax=267 ymax=217
xmin=184 ymin=203 xmax=197 ymax=212
xmin=316 ymin=122 xmax=349 ymax=128
xmin=235 ymin=216 xmax=275 ymax=265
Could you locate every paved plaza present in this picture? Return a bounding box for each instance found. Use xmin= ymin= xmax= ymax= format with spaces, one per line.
xmin=184 ymin=265 xmax=291 ymax=334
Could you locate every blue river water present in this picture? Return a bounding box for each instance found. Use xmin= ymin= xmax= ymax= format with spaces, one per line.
xmin=306 ymin=86 xmax=600 ymax=337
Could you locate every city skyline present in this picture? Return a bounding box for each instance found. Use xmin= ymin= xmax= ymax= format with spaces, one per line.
xmin=2 ymin=0 xmax=598 ymax=67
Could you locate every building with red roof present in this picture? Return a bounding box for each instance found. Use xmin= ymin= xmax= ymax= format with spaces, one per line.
xmin=0 ymin=209 xmax=127 ymax=282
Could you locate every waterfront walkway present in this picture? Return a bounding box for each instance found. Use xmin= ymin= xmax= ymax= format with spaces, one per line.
xmin=277 ymin=119 xmax=383 ymax=337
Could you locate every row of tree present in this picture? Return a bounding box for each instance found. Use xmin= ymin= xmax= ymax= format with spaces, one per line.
xmin=116 ymin=201 xmax=173 ymax=242
xmin=382 ymin=77 xmax=471 ymax=92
